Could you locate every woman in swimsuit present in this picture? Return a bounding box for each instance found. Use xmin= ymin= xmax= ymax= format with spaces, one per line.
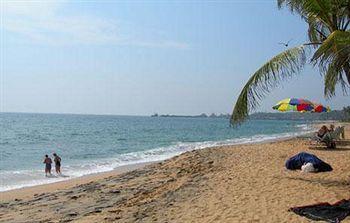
xmin=43 ymin=155 xmax=52 ymax=177
xmin=53 ymin=153 xmax=62 ymax=175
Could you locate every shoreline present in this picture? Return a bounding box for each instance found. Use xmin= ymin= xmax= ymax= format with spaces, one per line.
xmin=1 ymin=138 xmax=292 ymax=201
xmin=0 ymin=124 xmax=350 ymax=223
xmin=0 ymin=162 xmax=153 ymax=201
xmin=0 ymin=128 xmax=314 ymax=196
xmin=1 ymin=123 xmax=349 ymax=222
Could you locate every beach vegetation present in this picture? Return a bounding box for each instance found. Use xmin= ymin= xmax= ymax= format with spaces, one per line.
xmin=342 ymin=106 xmax=350 ymax=122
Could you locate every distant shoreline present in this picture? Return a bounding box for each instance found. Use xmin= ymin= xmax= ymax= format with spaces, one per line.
xmin=151 ymin=111 xmax=346 ymax=121
xmin=151 ymin=113 xmax=229 ymax=118
xmin=1 ymin=108 xmax=348 ymax=122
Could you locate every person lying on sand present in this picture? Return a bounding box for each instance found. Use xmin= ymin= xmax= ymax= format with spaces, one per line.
xmin=43 ymin=155 xmax=53 ymax=177
xmin=53 ymin=153 xmax=62 ymax=175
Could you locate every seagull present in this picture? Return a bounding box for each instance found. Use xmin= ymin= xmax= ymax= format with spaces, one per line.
xmin=278 ymin=39 xmax=292 ymax=47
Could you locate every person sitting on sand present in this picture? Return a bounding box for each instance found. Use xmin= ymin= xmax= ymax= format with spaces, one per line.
xmin=43 ymin=155 xmax=53 ymax=177
xmin=317 ymin=125 xmax=328 ymax=138
xmin=329 ymin=124 xmax=335 ymax=132
xmin=315 ymin=125 xmax=336 ymax=149
xmin=329 ymin=125 xmax=345 ymax=140
xmin=53 ymin=153 xmax=62 ymax=175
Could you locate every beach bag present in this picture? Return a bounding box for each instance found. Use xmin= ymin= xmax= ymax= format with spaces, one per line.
xmin=285 ymin=152 xmax=332 ymax=172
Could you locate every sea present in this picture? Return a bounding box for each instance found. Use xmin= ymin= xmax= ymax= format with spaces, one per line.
xmin=0 ymin=112 xmax=315 ymax=192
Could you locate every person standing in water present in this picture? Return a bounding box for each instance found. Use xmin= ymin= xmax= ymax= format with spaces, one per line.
xmin=43 ymin=155 xmax=52 ymax=177
xmin=53 ymin=153 xmax=62 ymax=175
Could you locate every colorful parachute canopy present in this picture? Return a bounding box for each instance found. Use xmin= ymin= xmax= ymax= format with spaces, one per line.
xmin=276 ymin=98 xmax=314 ymax=106
xmin=272 ymin=98 xmax=314 ymax=112
xmin=313 ymin=104 xmax=331 ymax=113
xmin=272 ymin=98 xmax=330 ymax=113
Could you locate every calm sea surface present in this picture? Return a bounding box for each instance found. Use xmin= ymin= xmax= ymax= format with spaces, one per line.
xmin=0 ymin=113 xmax=313 ymax=191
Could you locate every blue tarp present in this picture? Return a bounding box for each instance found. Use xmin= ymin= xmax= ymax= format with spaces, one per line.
xmin=285 ymin=152 xmax=333 ymax=172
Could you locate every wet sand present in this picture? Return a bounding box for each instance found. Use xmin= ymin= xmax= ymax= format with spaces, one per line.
xmin=0 ymin=162 xmax=152 ymax=201
xmin=1 ymin=123 xmax=349 ymax=222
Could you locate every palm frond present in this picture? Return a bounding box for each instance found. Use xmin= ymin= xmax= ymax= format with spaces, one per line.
xmin=324 ymin=62 xmax=338 ymax=97
xmin=323 ymin=61 xmax=349 ymax=97
xmin=278 ymin=0 xmax=332 ymax=22
xmin=278 ymin=0 xmax=349 ymax=36
xmin=311 ymin=30 xmax=350 ymax=88
xmin=230 ymin=46 xmax=307 ymax=125
xmin=312 ymin=30 xmax=350 ymax=64
xmin=230 ymin=1 xmax=349 ymax=126
xmin=308 ymin=16 xmax=330 ymax=44
xmin=277 ymin=0 xmax=305 ymax=15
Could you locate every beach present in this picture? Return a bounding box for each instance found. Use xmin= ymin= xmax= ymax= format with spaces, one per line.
xmin=1 ymin=123 xmax=349 ymax=223
xmin=3 ymin=0 xmax=350 ymax=222
xmin=0 ymin=114 xmax=313 ymax=192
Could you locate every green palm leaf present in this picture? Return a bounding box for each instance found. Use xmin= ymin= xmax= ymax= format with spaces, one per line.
xmin=278 ymin=0 xmax=349 ymax=39
xmin=312 ymin=30 xmax=350 ymax=96
xmin=230 ymin=46 xmax=307 ymax=125
xmin=312 ymin=30 xmax=350 ymax=61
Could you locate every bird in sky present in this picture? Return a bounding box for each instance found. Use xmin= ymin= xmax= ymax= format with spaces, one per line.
xmin=278 ymin=39 xmax=293 ymax=47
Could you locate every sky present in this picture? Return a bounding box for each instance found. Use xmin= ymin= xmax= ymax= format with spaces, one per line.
xmin=1 ymin=0 xmax=349 ymax=116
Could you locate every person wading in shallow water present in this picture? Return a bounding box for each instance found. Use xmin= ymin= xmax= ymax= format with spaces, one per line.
xmin=43 ymin=154 xmax=52 ymax=177
xmin=53 ymin=153 xmax=62 ymax=175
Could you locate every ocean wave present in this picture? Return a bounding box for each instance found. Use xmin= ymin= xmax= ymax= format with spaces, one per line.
xmin=295 ymin=124 xmax=314 ymax=131
xmin=0 ymin=128 xmax=313 ymax=192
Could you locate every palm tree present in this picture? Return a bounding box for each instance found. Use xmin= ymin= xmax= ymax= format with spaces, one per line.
xmin=231 ymin=0 xmax=350 ymax=125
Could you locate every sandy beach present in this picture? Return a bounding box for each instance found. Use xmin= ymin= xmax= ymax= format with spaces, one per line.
xmin=1 ymin=123 xmax=349 ymax=223
xmin=2 ymin=0 xmax=349 ymax=222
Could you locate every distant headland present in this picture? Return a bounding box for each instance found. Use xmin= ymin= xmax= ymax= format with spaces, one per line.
xmin=151 ymin=107 xmax=350 ymax=121
xmin=150 ymin=113 xmax=230 ymax=118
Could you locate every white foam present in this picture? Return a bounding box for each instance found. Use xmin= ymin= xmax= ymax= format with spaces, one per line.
xmin=0 ymin=127 xmax=313 ymax=192
xmin=296 ymin=124 xmax=314 ymax=131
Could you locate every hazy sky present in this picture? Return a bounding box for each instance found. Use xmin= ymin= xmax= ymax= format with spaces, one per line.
xmin=1 ymin=0 xmax=349 ymax=116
